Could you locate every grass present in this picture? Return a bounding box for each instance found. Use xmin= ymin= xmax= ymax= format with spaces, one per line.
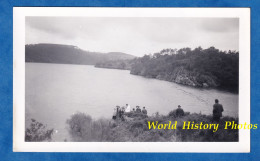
xmin=66 ymin=110 xmax=238 ymax=142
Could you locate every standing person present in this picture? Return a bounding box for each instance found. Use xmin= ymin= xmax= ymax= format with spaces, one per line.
xmin=120 ymin=106 xmax=125 ymax=118
xmin=120 ymin=107 xmax=125 ymax=121
xmin=118 ymin=107 xmax=122 ymax=119
xmin=213 ymin=99 xmax=224 ymax=122
xmin=125 ymin=104 xmax=131 ymax=113
xmin=142 ymin=107 xmax=147 ymax=115
xmin=176 ymin=105 xmax=184 ymax=117
xmin=112 ymin=108 xmax=117 ymax=120
xmin=116 ymin=106 xmax=121 ymax=120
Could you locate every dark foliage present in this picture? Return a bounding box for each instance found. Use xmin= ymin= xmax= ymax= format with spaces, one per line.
xmin=25 ymin=119 xmax=54 ymax=142
xmin=168 ymin=109 xmax=190 ymax=118
xmin=66 ymin=113 xmax=112 ymax=141
xmin=95 ymin=47 xmax=238 ymax=92
xmin=130 ymin=47 xmax=238 ymax=92
xmin=124 ymin=111 xmax=148 ymax=119
xmin=66 ymin=112 xmax=238 ymax=142
xmin=95 ymin=59 xmax=134 ymax=70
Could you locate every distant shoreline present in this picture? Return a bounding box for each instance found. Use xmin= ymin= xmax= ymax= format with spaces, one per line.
xmin=95 ymin=64 xmax=238 ymax=94
xmin=25 ymin=61 xmax=95 ymax=66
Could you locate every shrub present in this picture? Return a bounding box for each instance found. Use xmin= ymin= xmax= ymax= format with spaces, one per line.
xmin=168 ymin=109 xmax=190 ymax=118
xmin=66 ymin=112 xmax=112 ymax=141
xmin=125 ymin=111 xmax=148 ymax=119
xmin=174 ymin=114 xmax=238 ymax=142
xmin=168 ymin=109 xmax=177 ymax=117
xmin=25 ymin=119 xmax=54 ymax=142
xmin=66 ymin=113 xmax=92 ymax=141
xmin=91 ymin=118 xmax=112 ymax=141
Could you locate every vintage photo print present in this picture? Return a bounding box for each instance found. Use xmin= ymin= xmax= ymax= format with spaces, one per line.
xmin=13 ymin=7 xmax=250 ymax=152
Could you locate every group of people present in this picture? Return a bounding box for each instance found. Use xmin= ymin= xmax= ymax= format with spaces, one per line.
xmin=112 ymin=99 xmax=224 ymax=122
xmin=132 ymin=106 xmax=147 ymax=114
xmin=112 ymin=104 xmax=148 ymax=120
xmin=174 ymin=99 xmax=224 ymax=122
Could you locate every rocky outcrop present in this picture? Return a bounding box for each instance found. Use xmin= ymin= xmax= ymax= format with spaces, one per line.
xmin=97 ymin=62 xmax=218 ymax=88
xmin=136 ymin=67 xmax=218 ymax=88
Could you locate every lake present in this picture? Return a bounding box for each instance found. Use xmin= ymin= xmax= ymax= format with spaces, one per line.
xmin=25 ymin=63 xmax=238 ymax=141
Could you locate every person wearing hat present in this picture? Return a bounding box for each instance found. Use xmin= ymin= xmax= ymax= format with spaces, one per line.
xmin=176 ymin=105 xmax=184 ymax=117
xmin=136 ymin=106 xmax=141 ymax=113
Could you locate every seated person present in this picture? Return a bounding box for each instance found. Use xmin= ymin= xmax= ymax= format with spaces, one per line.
xmin=121 ymin=106 xmax=125 ymax=113
xmin=125 ymin=104 xmax=131 ymax=113
xmin=142 ymin=107 xmax=147 ymax=115
xmin=136 ymin=106 xmax=142 ymax=113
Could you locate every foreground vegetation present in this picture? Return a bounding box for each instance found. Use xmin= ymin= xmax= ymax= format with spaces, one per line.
xmin=25 ymin=110 xmax=239 ymax=142
xmin=65 ymin=111 xmax=238 ymax=142
xmin=25 ymin=109 xmax=238 ymax=142
xmin=25 ymin=119 xmax=54 ymax=142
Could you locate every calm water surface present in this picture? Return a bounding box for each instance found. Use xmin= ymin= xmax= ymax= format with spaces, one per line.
xmin=26 ymin=63 xmax=238 ymax=141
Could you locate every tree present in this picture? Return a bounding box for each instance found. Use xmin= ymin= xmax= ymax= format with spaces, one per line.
xmin=25 ymin=119 xmax=54 ymax=142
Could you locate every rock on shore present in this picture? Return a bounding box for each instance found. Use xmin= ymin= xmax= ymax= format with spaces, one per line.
xmin=131 ymin=67 xmax=218 ymax=88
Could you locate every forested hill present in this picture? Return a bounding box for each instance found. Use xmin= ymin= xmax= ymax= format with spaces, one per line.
xmin=96 ymin=47 xmax=239 ymax=92
xmin=25 ymin=44 xmax=135 ymax=65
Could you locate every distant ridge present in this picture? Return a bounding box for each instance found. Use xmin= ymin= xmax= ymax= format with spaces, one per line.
xmin=25 ymin=43 xmax=135 ymax=65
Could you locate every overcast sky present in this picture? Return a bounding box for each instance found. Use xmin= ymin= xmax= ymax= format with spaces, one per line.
xmin=26 ymin=17 xmax=239 ymax=57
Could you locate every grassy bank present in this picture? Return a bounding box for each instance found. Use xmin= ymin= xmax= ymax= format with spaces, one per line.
xmin=66 ymin=111 xmax=238 ymax=142
xmin=25 ymin=110 xmax=238 ymax=142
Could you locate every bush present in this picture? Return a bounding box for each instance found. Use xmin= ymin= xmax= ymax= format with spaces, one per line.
xmin=66 ymin=112 xmax=112 ymax=141
xmin=130 ymin=47 xmax=239 ymax=92
xmin=168 ymin=109 xmax=190 ymax=118
xmin=174 ymin=114 xmax=238 ymax=142
xmin=125 ymin=111 xmax=148 ymax=119
xmin=25 ymin=119 xmax=54 ymax=142
xmin=66 ymin=113 xmax=92 ymax=141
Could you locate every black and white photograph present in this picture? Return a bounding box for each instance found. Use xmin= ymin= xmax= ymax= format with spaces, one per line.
xmin=13 ymin=8 xmax=250 ymax=152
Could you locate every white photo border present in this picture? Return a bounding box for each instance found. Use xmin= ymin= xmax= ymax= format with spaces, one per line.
xmin=13 ymin=7 xmax=250 ymax=152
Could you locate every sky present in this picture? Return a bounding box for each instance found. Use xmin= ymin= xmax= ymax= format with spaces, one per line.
xmin=26 ymin=17 xmax=239 ymax=57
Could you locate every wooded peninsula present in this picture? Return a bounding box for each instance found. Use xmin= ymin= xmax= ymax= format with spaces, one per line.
xmin=96 ymin=47 xmax=239 ymax=93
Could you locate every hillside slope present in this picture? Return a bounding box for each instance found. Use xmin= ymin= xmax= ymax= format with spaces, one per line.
xmin=25 ymin=43 xmax=135 ymax=65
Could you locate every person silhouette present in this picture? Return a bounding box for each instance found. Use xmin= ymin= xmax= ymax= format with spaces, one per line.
xmin=212 ymin=99 xmax=224 ymax=122
xmin=176 ymin=105 xmax=184 ymax=117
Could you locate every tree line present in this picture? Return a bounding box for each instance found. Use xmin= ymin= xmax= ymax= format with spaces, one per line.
xmin=130 ymin=47 xmax=238 ymax=92
xmin=96 ymin=46 xmax=239 ymax=92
